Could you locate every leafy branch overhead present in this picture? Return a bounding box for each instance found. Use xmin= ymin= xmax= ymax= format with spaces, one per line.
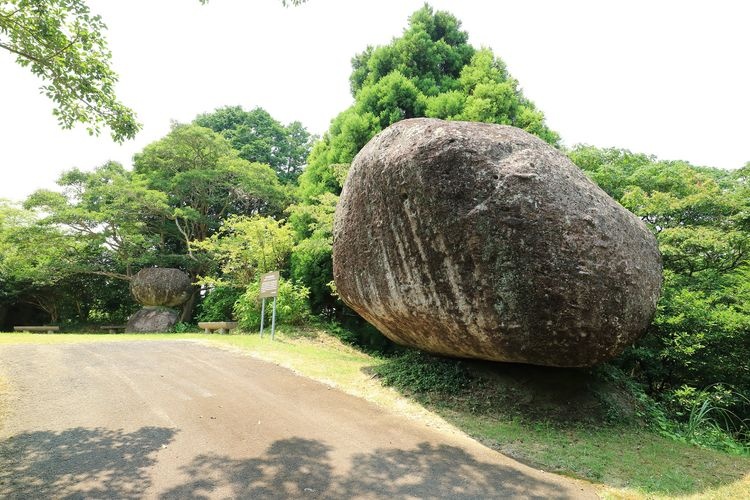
xmin=0 ymin=0 xmax=139 ymax=141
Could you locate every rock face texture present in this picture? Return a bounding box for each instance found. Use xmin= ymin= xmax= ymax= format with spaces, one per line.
xmin=130 ymin=268 xmax=192 ymax=308
xmin=333 ymin=118 xmax=662 ymax=367
xmin=126 ymin=268 xmax=191 ymax=333
xmin=126 ymin=307 xmax=180 ymax=333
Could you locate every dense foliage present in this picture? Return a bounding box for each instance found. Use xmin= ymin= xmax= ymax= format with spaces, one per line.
xmin=3 ymin=107 xmax=304 ymax=325
xmin=195 ymin=106 xmax=314 ymax=184
xmin=234 ymin=278 xmax=311 ymax=330
xmin=570 ymin=147 xmax=750 ymax=430
xmin=0 ymin=199 xmax=135 ymax=324
xmin=298 ymin=4 xmax=558 ymax=201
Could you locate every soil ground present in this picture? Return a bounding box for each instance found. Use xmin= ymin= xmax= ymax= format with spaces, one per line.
xmin=0 ymin=340 xmax=595 ymax=499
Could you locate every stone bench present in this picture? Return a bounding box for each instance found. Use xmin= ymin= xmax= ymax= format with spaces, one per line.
xmin=13 ymin=326 xmax=60 ymax=333
xmin=198 ymin=321 xmax=238 ymax=334
xmin=100 ymin=325 xmax=126 ymax=334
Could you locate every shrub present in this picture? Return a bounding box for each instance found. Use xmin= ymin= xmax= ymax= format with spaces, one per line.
xmin=233 ymin=278 xmax=311 ymax=331
xmin=373 ymin=349 xmax=473 ymax=395
xmin=197 ymin=286 xmax=243 ymax=321
xmin=324 ymin=318 xmax=395 ymax=355
xmin=679 ymin=384 xmax=750 ymax=450
xmin=290 ymin=238 xmax=334 ymax=313
xmin=172 ymin=321 xmax=199 ymax=333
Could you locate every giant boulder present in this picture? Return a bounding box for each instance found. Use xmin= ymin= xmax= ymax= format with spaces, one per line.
xmin=333 ymin=118 xmax=662 ymax=367
xmin=130 ymin=268 xmax=192 ymax=308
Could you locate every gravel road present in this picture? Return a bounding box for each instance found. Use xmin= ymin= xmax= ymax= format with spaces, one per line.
xmin=0 ymin=340 xmax=596 ymax=499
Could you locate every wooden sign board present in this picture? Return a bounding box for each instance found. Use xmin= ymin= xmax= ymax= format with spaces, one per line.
xmin=259 ymin=271 xmax=280 ymax=298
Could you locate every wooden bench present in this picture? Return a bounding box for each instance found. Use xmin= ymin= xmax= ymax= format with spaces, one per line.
xmin=100 ymin=325 xmax=126 ymax=334
xmin=13 ymin=325 xmax=60 ymax=333
xmin=198 ymin=321 xmax=238 ymax=334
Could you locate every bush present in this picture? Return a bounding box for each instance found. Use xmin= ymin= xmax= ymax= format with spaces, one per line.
xmin=197 ymin=286 xmax=243 ymax=321
xmin=322 ymin=318 xmax=395 ymax=354
xmin=233 ymin=278 xmax=311 ymax=331
xmin=290 ymin=238 xmax=334 ymax=314
xmin=172 ymin=321 xmax=199 ymax=333
xmin=373 ymin=349 xmax=473 ymax=395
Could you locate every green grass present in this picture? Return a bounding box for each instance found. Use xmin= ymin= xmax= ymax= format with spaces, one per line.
xmin=451 ymin=415 xmax=749 ymax=498
xmin=370 ymin=349 xmax=750 ymax=497
xmin=1 ymin=328 xmax=748 ymax=498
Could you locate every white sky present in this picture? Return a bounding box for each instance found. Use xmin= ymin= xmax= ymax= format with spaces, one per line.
xmin=1 ymin=0 xmax=748 ymax=202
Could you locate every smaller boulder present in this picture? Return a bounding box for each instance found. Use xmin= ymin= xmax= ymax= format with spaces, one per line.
xmin=130 ymin=268 xmax=192 ymax=307
xmin=126 ymin=307 xmax=179 ymax=333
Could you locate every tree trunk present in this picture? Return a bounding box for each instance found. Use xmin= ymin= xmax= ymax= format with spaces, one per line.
xmin=48 ymin=303 xmax=60 ymax=324
xmin=179 ymin=286 xmax=199 ymax=323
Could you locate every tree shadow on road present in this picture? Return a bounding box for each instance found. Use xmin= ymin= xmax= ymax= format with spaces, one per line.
xmin=0 ymin=426 xmax=177 ymax=499
xmin=161 ymin=437 xmax=582 ymax=499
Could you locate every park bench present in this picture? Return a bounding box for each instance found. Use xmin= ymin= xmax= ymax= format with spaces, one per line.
xmin=13 ymin=325 xmax=60 ymax=333
xmin=99 ymin=325 xmax=126 ymax=334
xmin=198 ymin=321 xmax=238 ymax=334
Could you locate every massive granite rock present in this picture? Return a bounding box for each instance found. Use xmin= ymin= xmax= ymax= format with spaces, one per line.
xmin=130 ymin=268 xmax=192 ymax=308
xmin=333 ymin=118 xmax=662 ymax=367
xmin=126 ymin=307 xmax=180 ymax=333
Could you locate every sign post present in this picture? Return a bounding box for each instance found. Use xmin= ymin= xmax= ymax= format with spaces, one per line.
xmin=260 ymin=297 xmax=266 ymax=337
xmin=258 ymin=271 xmax=280 ymax=340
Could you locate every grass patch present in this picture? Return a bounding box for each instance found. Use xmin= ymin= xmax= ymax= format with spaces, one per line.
xmin=193 ymin=326 xmax=380 ymax=389
xmin=1 ymin=328 xmax=748 ymax=497
xmin=453 ymin=415 xmax=749 ymax=498
xmin=371 ymin=349 xmax=750 ymax=498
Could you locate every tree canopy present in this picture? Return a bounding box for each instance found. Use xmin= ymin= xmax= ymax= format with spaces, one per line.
xmin=195 ymin=106 xmax=314 ymax=184
xmin=133 ymin=124 xmax=287 ymax=250
xmin=24 ymin=162 xmax=169 ymax=279
xmin=13 ymin=116 xmax=294 ymax=324
xmin=298 ymin=4 xmax=558 ymax=200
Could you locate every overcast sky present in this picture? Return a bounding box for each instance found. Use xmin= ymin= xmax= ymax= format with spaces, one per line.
xmin=1 ymin=0 xmax=748 ymax=202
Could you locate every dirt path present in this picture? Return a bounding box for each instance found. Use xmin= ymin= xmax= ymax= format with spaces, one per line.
xmin=0 ymin=341 xmax=596 ymax=499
